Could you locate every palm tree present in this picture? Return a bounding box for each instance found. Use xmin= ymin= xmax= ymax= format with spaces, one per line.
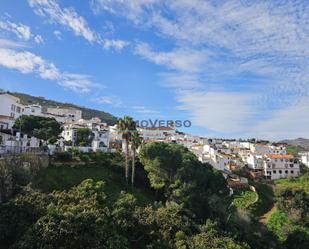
xmin=117 ymin=116 xmax=136 ymax=184
xmin=130 ymin=131 xmax=142 ymax=187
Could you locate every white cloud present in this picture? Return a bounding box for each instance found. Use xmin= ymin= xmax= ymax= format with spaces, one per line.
xmin=28 ymin=0 xmax=128 ymax=50
xmin=177 ymin=90 xmax=256 ymax=133
xmin=135 ymin=43 xmax=208 ymax=73
xmin=53 ymin=30 xmax=62 ymax=40
xmin=0 ymin=47 xmax=93 ymax=93
xmin=133 ymin=105 xmax=158 ymax=114
xmin=28 ymin=0 xmax=96 ymax=42
xmin=92 ymin=95 xmax=123 ymax=107
xmin=0 ymin=38 xmax=27 ymax=48
xmin=34 ymin=34 xmax=44 ymax=44
xmin=0 ymin=20 xmax=45 ymax=45
xmin=0 ymin=21 xmax=31 ymax=40
xmin=253 ymin=96 xmax=309 ymax=140
xmin=102 ymin=39 xmax=128 ymax=51
xmin=97 ymin=0 xmax=309 ymax=139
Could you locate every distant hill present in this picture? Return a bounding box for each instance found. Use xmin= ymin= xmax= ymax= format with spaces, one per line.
xmin=280 ymin=138 xmax=309 ymax=151
xmin=10 ymin=92 xmax=118 ymax=125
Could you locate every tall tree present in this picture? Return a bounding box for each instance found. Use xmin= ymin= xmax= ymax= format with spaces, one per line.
xmin=130 ymin=131 xmax=142 ymax=186
xmin=117 ymin=116 xmax=136 ymax=184
xmin=75 ymin=128 xmax=94 ymax=146
xmin=13 ymin=115 xmax=62 ymax=144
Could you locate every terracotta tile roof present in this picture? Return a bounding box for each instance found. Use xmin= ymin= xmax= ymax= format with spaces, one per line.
xmin=266 ymin=154 xmax=294 ymax=159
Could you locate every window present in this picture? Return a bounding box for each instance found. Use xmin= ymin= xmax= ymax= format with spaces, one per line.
xmin=11 ymin=104 xmax=14 ymax=111
xmin=290 ymin=164 xmax=294 ymax=168
xmin=10 ymin=112 xmax=15 ymax=118
xmin=279 ymin=170 xmax=282 ymax=174
xmin=273 ymin=170 xmax=276 ymax=174
xmin=291 ymin=170 xmax=294 ymax=174
xmin=16 ymin=106 xmax=21 ymax=113
xmin=285 ymin=170 xmax=288 ymax=174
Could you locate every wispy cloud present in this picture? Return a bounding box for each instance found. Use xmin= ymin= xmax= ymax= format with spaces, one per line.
xmin=0 ymin=45 xmax=93 ymax=93
xmin=0 ymin=20 xmax=31 ymax=40
xmin=0 ymin=19 xmax=45 ymax=45
xmin=96 ymin=0 xmax=309 ymax=139
xmin=34 ymin=34 xmax=44 ymax=44
xmin=92 ymin=95 xmax=123 ymax=107
xmin=133 ymin=105 xmax=158 ymax=114
xmin=53 ymin=30 xmax=62 ymax=40
xmin=28 ymin=0 xmax=128 ymax=50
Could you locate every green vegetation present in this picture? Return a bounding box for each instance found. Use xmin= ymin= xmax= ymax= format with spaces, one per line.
xmin=33 ymin=165 xmax=153 ymax=205
xmin=2 ymin=143 xmax=309 ymax=249
xmin=275 ymin=173 xmax=309 ymax=194
xmin=250 ymin=182 xmax=275 ymax=218
xmin=266 ymin=174 xmax=309 ymax=246
xmin=75 ymin=128 xmax=94 ymax=146
xmin=10 ymin=91 xmax=117 ymax=125
xmin=232 ymin=189 xmax=257 ymax=209
xmin=286 ymin=145 xmax=306 ymax=156
xmin=14 ymin=115 xmax=62 ymax=143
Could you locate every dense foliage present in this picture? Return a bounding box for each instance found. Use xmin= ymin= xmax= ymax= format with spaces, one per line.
xmin=13 ymin=115 xmax=62 ymax=143
xmin=1 ymin=142 xmax=308 ymax=248
xmin=75 ymin=128 xmax=94 ymax=146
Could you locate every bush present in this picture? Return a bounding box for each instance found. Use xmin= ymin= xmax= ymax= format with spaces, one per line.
xmin=54 ymin=152 xmax=72 ymax=162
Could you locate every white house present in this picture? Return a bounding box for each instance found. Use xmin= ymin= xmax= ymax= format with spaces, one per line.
xmin=0 ymin=93 xmax=24 ymax=129
xmin=137 ymin=126 xmax=176 ymax=141
xmin=263 ymin=154 xmax=299 ymax=180
xmin=47 ymin=107 xmax=82 ymax=123
xmin=23 ymin=104 xmax=45 ymax=117
xmin=299 ymin=152 xmax=309 ymax=167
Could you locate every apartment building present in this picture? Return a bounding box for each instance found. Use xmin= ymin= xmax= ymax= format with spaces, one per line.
xmin=47 ymin=107 xmax=82 ymax=123
xmin=263 ymin=154 xmax=299 ymax=180
xmin=0 ymin=93 xmax=24 ymax=129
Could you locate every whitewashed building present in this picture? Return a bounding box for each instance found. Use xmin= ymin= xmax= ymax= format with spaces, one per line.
xmin=263 ymin=154 xmax=299 ymax=180
xmin=47 ymin=107 xmax=82 ymax=123
xmin=0 ymin=93 xmax=24 ymax=129
xmin=299 ymin=152 xmax=309 ymax=167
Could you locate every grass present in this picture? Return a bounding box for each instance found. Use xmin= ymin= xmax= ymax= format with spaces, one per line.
xmin=232 ymin=189 xmax=258 ymax=209
xmin=33 ymin=164 xmax=154 ymax=205
xmin=275 ymin=173 xmax=309 ymax=194
xmin=266 ymin=208 xmax=309 ymax=241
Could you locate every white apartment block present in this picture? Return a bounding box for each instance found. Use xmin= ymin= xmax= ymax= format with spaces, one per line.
xmin=137 ymin=126 xmax=176 ymax=141
xmin=47 ymin=107 xmax=82 ymax=123
xmin=250 ymin=143 xmax=286 ymax=155
xmin=0 ymin=93 xmax=24 ymax=129
xmin=23 ymin=104 xmax=45 ymax=117
xmin=62 ymin=118 xmax=109 ymax=151
xmin=263 ymin=154 xmax=299 ymax=180
xmin=299 ymin=152 xmax=309 ymax=167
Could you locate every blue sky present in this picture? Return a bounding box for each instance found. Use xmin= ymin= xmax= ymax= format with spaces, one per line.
xmin=0 ymin=0 xmax=308 ymax=140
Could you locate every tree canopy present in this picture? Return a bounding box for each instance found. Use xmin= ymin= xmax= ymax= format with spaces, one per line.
xmin=13 ymin=115 xmax=62 ymax=142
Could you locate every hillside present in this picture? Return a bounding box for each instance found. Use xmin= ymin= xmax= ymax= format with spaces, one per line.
xmin=280 ymin=138 xmax=309 ymax=151
xmin=9 ymin=91 xmax=118 ymax=125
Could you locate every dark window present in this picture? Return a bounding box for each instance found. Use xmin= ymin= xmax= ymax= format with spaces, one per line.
xmin=273 ymin=170 xmax=276 ymax=174
xmin=279 ymin=170 xmax=282 ymax=174
xmin=291 ymin=170 xmax=294 ymax=174
xmin=285 ymin=170 xmax=288 ymax=174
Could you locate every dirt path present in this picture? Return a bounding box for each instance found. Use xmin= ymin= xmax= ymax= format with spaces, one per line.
xmin=259 ymin=204 xmax=277 ymax=225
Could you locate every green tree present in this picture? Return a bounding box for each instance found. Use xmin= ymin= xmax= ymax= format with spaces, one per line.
xmin=75 ymin=128 xmax=94 ymax=146
xmin=117 ymin=116 xmax=136 ymax=184
xmin=130 ymin=131 xmax=142 ymax=186
xmin=13 ymin=115 xmax=62 ymax=143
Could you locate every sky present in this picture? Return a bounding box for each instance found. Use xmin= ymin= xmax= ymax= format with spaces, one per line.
xmin=0 ymin=0 xmax=308 ymax=140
